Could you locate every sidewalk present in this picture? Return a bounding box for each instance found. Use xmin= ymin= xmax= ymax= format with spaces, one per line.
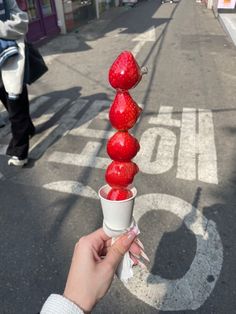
xmin=218 ymin=13 xmax=236 ymax=46
xmin=39 ymin=5 xmax=130 ymax=61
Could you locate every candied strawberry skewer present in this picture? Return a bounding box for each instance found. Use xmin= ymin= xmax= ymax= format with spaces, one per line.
xmin=106 ymin=130 xmax=140 ymax=200
xmin=106 ymin=161 xmax=139 ymax=188
xmin=106 ymin=91 xmax=141 ymax=199
xmin=109 ymin=50 xmax=147 ymax=90
xmin=98 ymin=51 xmax=148 ymax=282
xmin=106 ymin=188 xmax=133 ymax=201
xmin=109 ymin=91 xmax=142 ymax=131
xmin=107 ymin=131 xmax=140 ymax=161
xmin=105 ymin=51 xmax=146 ymax=200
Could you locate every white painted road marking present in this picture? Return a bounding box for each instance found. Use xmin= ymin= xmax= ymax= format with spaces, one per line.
xmin=135 ymin=127 xmax=177 ymax=174
xmin=177 ymin=108 xmax=197 ymax=181
xmin=43 ymin=181 xmax=99 ymax=199
xmin=106 ymin=28 xmax=128 ymax=38
xmin=0 ymin=97 xmax=88 ymax=160
xmin=132 ymin=26 xmax=156 ymax=57
xmin=70 ymin=119 xmax=114 ymax=139
xmin=48 ymin=103 xmax=218 ymax=184
xmin=48 ymin=142 xmax=110 ymax=169
xmin=0 ymin=100 xmax=218 ymax=186
xmin=0 ymin=95 xmax=221 ymax=311
xmin=30 ymin=98 xmax=88 ymax=159
xmin=41 ymin=179 xmax=224 ymax=312
xmin=69 ymin=100 xmax=111 ymax=138
xmin=125 ymin=193 xmax=223 ymax=311
xmin=28 ymin=98 xmax=71 ymax=158
xmin=2 ymin=99 xmax=217 ymax=185
xmin=0 ymin=96 xmax=50 ymax=138
xmin=32 ymin=98 xmax=70 ymax=128
xmin=177 ymin=108 xmax=218 ymax=184
xmin=198 ymin=109 xmax=218 ymax=184
xmin=149 ymin=106 xmax=181 ymax=127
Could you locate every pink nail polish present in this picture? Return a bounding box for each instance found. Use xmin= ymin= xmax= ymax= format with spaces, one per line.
xmin=128 ymin=226 xmax=139 ymax=239
xmin=131 ymin=253 xmax=141 ymax=259
xmin=140 ymin=250 xmax=150 ymax=263
xmin=123 ymin=227 xmax=139 ymax=245
xmin=135 ymin=238 xmax=145 ymax=250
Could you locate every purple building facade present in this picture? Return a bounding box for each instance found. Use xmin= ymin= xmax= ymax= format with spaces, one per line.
xmin=18 ymin=0 xmax=60 ymax=43
xmin=17 ymin=0 xmax=114 ymax=43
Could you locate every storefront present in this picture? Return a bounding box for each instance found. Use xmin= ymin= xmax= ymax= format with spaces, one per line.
xmin=20 ymin=0 xmax=60 ymax=43
xmin=217 ymin=0 xmax=236 ymax=9
xmin=17 ymin=0 xmax=119 ymax=42
xmin=63 ymin=0 xmax=97 ymax=31
xmin=210 ymin=0 xmax=236 ymax=12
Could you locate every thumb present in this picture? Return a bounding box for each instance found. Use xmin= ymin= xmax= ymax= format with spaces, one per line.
xmin=104 ymin=227 xmax=139 ymax=271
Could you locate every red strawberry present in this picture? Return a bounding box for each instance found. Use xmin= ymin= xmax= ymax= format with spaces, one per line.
xmin=109 ymin=91 xmax=142 ymax=130
xmin=107 ymin=188 xmax=133 ymax=201
xmin=109 ymin=51 xmax=142 ymax=90
xmin=107 ymin=131 xmax=140 ymax=161
xmin=105 ymin=161 xmax=139 ymax=188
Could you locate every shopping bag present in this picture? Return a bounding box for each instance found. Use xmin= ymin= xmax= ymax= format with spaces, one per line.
xmin=24 ymin=42 xmax=48 ymax=85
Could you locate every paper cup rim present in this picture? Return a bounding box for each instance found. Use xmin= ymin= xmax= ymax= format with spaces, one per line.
xmin=98 ymin=184 xmax=137 ymax=203
xmin=103 ymin=218 xmax=135 ymax=237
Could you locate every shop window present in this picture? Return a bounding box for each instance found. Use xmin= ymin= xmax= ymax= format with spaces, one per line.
xmin=41 ymin=0 xmax=53 ymax=16
xmin=69 ymin=0 xmax=93 ymax=10
xmin=26 ymin=0 xmax=38 ymax=20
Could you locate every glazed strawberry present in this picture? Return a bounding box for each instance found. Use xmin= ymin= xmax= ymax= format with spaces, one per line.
xmin=107 ymin=131 xmax=140 ymax=161
xmin=105 ymin=161 xmax=139 ymax=188
xmin=107 ymin=188 xmax=133 ymax=201
xmin=109 ymin=91 xmax=142 ymax=130
xmin=109 ymin=51 xmax=142 ymax=90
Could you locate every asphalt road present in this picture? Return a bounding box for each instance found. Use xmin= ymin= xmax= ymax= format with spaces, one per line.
xmin=1 ymin=0 xmax=236 ymax=313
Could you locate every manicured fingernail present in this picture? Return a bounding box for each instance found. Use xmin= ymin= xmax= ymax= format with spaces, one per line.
xmin=137 ymin=260 xmax=148 ymax=270
xmin=123 ymin=227 xmax=139 ymax=245
xmin=127 ymin=226 xmax=139 ymax=239
xmin=131 ymin=253 xmax=140 ymax=259
xmin=135 ymin=238 xmax=145 ymax=250
xmin=140 ymin=250 xmax=150 ymax=263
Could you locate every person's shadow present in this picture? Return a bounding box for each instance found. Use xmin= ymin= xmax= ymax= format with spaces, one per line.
xmin=21 ymin=86 xmax=113 ymax=167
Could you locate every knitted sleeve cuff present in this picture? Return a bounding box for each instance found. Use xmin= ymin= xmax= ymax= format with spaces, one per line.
xmin=40 ymin=294 xmax=84 ymax=314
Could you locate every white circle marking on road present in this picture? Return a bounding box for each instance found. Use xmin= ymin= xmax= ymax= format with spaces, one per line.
xmin=124 ymin=193 xmax=223 ymax=311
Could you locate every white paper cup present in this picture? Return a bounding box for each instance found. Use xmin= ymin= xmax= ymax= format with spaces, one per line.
xmin=98 ymin=185 xmax=137 ymax=231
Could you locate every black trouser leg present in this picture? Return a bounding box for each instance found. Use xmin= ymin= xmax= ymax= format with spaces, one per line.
xmin=0 ymin=85 xmax=8 ymax=108
xmin=0 ymin=87 xmax=7 ymax=127
xmin=0 ymin=85 xmax=35 ymax=159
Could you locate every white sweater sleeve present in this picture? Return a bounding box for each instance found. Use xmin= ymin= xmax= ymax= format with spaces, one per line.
xmin=40 ymin=294 xmax=84 ymax=314
xmin=0 ymin=0 xmax=28 ymax=40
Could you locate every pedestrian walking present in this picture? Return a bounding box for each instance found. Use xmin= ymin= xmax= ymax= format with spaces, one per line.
xmin=0 ymin=0 xmax=35 ymax=166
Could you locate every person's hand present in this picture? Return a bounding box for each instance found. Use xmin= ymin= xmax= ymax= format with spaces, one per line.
xmin=63 ymin=227 xmax=146 ymax=312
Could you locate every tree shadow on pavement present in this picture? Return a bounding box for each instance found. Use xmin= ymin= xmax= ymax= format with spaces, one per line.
xmin=39 ymin=1 xmax=170 ymax=57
